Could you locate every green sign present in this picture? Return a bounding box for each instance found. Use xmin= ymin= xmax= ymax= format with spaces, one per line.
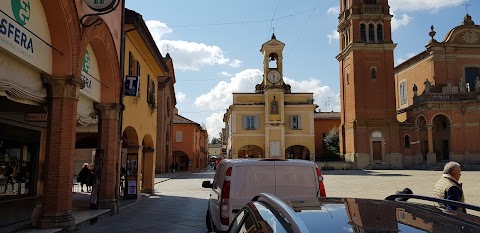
xmin=82 ymin=50 xmax=90 ymax=72
xmin=11 ymin=0 xmax=30 ymax=26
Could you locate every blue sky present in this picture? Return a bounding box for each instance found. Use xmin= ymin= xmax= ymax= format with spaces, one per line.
xmin=125 ymin=0 xmax=476 ymax=140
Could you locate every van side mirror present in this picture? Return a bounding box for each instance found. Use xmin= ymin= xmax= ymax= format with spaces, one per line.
xmin=202 ymin=180 xmax=213 ymax=188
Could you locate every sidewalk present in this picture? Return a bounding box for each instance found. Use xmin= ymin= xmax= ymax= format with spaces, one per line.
xmin=1 ymin=171 xmax=189 ymax=233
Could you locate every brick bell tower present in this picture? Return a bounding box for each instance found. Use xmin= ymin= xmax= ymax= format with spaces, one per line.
xmin=336 ymin=0 xmax=402 ymax=168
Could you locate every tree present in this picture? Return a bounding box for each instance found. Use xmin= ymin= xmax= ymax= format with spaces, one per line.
xmin=320 ymin=128 xmax=341 ymax=161
xmin=324 ymin=128 xmax=339 ymax=153
xmin=211 ymin=137 xmax=220 ymax=144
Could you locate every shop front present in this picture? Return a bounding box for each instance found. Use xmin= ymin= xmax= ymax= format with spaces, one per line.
xmin=0 ymin=0 xmax=52 ymax=204
xmin=0 ymin=121 xmax=40 ymax=199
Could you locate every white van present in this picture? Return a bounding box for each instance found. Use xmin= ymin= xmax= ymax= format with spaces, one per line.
xmin=202 ymin=158 xmax=326 ymax=232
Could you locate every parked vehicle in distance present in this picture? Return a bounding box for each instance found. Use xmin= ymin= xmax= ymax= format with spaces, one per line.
xmin=227 ymin=193 xmax=480 ymax=233
xmin=202 ymin=158 xmax=326 ymax=232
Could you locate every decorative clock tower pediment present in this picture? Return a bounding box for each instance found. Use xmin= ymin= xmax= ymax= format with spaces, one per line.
xmin=260 ymin=34 xmax=285 ymax=87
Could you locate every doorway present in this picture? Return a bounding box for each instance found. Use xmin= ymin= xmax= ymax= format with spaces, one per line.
xmin=372 ymin=141 xmax=382 ymax=161
xmin=442 ymin=140 xmax=449 ymax=160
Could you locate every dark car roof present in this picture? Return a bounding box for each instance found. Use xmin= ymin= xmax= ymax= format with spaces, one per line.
xmin=248 ymin=193 xmax=480 ymax=233
xmin=283 ymin=197 xmax=480 ymax=233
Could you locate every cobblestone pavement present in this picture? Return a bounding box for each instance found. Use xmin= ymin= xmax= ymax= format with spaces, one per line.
xmin=81 ymin=168 xmax=480 ymax=232
xmin=322 ymin=169 xmax=480 ymax=207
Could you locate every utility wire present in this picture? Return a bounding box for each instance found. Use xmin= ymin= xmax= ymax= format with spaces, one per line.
xmin=151 ymin=8 xmax=316 ymax=29
xmin=285 ymin=0 xmax=322 ymax=59
xmin=270 ymin=0 xmax=281 ymax=34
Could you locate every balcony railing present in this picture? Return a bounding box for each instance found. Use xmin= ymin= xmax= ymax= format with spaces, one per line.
xmin=413 ymin=92 xmax=478 ymax=104
xmin=361 ymin=4 xmax=383 ymax=14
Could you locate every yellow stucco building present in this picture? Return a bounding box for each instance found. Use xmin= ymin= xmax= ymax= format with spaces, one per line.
xmin=223 ymin=35 xmax=316 ymax=160
xmin=120 ymin=9 xmax=169 ymax=198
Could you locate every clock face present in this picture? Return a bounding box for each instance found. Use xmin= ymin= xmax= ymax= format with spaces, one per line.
xmin=267 ymin=70 xmax=281 ymax=84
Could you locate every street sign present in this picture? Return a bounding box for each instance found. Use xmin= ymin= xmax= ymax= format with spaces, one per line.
xmin=124 ymin=75 xmax=139 ymax=96
xmin=84 ymin=0 xmax=116 ymax=12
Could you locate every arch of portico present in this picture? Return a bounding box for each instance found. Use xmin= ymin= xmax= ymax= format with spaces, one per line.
xmin=237 ymin=145 xmax=264 ymax=158
xmin=285 ymin=145 xmax=311 ymax=160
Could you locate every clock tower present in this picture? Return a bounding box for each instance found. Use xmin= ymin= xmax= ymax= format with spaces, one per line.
xmin=260 ymin=34 xmax=287 ymax=158
xmin=336 ymin=0 xmax=401 ymax=168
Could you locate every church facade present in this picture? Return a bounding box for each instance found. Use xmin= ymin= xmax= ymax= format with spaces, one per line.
xmin=223 ymin=35 xmax=316 ymax=160
xmin=337 ymin=0 xmax=480 ymax=168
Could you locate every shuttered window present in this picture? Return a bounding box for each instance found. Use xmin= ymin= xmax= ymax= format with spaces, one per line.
xmin=176 ymin=131 xmax=183 ymax=142
xmin=242 ymin=115 xmax=259 ymax=130
xmin=290 ymin=115 xmax=302 ymax=130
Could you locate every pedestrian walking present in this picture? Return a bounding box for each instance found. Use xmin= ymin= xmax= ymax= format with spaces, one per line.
xmin=78 ymin=163 xmax=90 ymax=192
xmin=434 ymin=161 xmax=466 ymax=212
xmin=170 ymin=163 xmax=176 ymax=174
xmin=3 ymin=162 xmax=15 ymax=193
xmin=87 ymin=164 xmax=95 ymax=192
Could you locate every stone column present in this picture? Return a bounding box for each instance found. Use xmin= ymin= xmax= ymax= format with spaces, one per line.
xmin=142 ymin=148 xmax=155 ymax=194
xmin=94 ymin=103 xmax=122 ymax=213
xmin=36 ymin=75 xmax=83 ymax=229
xmin=426 ymin=124 xmax=437 ymax=164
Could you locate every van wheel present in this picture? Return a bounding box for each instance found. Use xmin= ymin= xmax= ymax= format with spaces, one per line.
xmin=206 ymin=211 xmax=213 ymax=232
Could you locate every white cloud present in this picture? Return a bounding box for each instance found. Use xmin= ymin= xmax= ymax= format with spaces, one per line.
xmin=196 ymin=69 xmax=263 ymax=138
xmin=219 ymin=71 xmax=232 ymax=77
xmin=206 ymin=112 xmax=225 ymax=140
xmin=389 ymin=0 xmax=464 ymax=31
xmin=229 ymin=59 xmax=242 ymax=68
xmin=198 ymin=69 xmax=341 ymax=137
xmin=327 ymin=6 xmax=340 ymax=15
xmin=327 ymin=30 xmax=339 ymax=44
xmin=146 ymin=20 xmax=238 ymax=71
xmin=176 ymin=92 xmax=186 ymax=103
xmin=391 ymin=14 xmax=412 ymax=32
xmin=194 ymin=69 xmax=262 ymax=111
xmin=283 ymin=77 xmax=340 ymax=112
xmin=157 ymin=40 xmax=230 ymax=71
xmin=390 ymin=0 xmax=464 ymax=12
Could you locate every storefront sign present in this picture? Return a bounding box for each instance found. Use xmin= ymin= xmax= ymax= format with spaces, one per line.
xmin=0 ymin=0 xmax=52 ymax=74
xmin=124 ymin=75 xmax=139 ymax=96
xmin=24 ymin=113 xmax=47 ymax=122
xmin=84 ymin=0 xmax=116 ymax=12
xmin=80 ymin=44 xmax=101 ymax=102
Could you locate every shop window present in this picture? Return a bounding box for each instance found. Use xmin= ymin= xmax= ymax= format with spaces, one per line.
xmin=0 ymin=123 xmax=39 ymax=199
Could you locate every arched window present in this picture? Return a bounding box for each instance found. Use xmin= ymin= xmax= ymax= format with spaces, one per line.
xmin=360 ymin=24 xmax=366 ymax=42
xmin=404 ymin=135 xmax=410 ymax=148
xmin=465 ymin=67 xmax=480 ymax=92
xmin=371 ymin=67 xmax=377 ymax=79
xmin=377 ymin=24 xmax=383 ymax=42
xmin=368 ymin=24 xmax=375 ymax=42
